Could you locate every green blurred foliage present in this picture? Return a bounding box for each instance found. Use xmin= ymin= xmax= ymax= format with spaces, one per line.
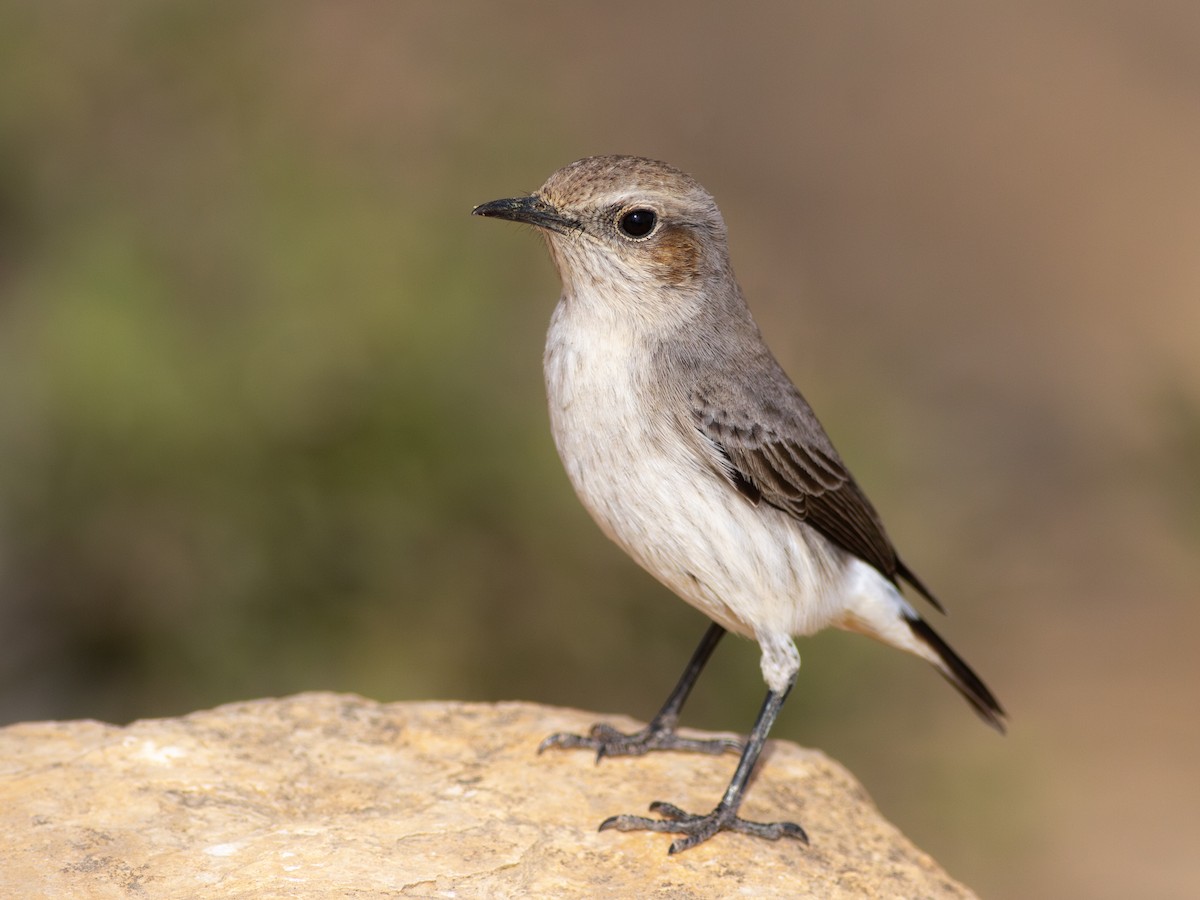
xmin=0 ymin=3 xmax=544 ymax=719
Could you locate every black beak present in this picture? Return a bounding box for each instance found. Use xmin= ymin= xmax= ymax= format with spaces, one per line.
xmin=472 ymin=195 xmax=579 ymax=235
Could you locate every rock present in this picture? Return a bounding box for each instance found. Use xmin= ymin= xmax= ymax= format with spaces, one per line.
xmin=0 ymin=693 xmax=976 ymax=898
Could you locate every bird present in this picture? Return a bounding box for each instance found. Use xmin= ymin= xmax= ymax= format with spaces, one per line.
xmin=472 ymin=155 xmax=1004 ymax=855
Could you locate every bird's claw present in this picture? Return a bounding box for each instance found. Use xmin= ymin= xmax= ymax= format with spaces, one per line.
xmin=538 ymin=722 xmax=742 ymax=762
xmin=599 ymin=800 xmax=808 ymax=854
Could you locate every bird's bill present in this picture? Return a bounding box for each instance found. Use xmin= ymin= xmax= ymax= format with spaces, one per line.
xmin=471 ymin=195 xmax=578 ymax=235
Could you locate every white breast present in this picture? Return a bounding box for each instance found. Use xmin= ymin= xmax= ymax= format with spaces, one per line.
xmin=542 ymin=295 xmax=854 ymax=642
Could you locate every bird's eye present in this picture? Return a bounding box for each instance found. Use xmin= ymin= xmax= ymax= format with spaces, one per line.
xmin=617 ymin=208 xmax=657 ymax=239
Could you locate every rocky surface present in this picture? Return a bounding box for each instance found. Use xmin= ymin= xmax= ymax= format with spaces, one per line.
xmin=0 ymin=693 xmax=976 ymax=898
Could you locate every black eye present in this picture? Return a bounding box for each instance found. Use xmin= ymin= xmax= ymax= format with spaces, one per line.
xmin=618 ymin=208 xmax=657 ymax=238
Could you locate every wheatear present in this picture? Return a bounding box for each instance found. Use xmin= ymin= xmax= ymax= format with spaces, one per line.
xmin=473 ymin=155 xmax=1004 ymax=854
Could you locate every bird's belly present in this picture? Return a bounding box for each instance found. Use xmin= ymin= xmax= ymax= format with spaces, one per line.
xmin=544 ymin=326 xmax=846 ymax=639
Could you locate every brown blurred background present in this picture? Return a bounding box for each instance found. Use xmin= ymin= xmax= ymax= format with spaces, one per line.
xmin=1 ymin=3 xmax=1198 ymax=897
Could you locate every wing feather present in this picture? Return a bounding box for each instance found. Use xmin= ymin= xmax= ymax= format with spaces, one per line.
xmin=693 ymin=388 xmax=944 ymax=613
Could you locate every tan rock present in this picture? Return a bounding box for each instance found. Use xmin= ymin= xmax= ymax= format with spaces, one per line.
xmin=0 ymin=693 xmax=976 ymax=898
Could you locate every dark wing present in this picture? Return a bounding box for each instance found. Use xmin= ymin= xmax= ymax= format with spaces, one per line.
xmin=693 ymin=388 xmax=944 ymax=613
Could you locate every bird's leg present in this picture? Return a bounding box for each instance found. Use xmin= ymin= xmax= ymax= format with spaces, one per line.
xmin=599 ymin=675 xmax=807 ymax=853
xmin=539 ymin=623 xmax=742 ymax=760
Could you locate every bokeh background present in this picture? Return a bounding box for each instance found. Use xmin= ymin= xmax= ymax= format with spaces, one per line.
xmin=2 ymin=3 xmax=1198 ymax=897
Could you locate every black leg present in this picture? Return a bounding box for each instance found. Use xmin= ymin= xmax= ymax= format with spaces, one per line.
xmin=599 ymin=673 xmax=807 ymax=854
xmin=539 ymin=622 xmax=742 ymax=760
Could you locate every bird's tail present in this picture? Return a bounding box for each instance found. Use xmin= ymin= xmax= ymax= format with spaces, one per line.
xmin=906 ymin=614 xmax=1006 ymax=732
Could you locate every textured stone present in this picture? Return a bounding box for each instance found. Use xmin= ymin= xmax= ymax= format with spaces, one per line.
xmin=0 ymin=693 xmax=976 ymax=898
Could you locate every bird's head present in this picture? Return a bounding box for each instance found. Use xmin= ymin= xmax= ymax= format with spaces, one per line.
xmin=474 ymin=156 xmax=735 ymax=325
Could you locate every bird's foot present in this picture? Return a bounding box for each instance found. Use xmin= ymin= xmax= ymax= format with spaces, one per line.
xmin=600 ymin=800 xmax=808 ymax=854
xmin=538 ymin=721 xmax=741 ymax=762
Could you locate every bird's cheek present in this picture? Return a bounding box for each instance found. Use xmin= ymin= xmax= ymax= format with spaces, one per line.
xmin=648 ymin=229 xmax=702 ymax=287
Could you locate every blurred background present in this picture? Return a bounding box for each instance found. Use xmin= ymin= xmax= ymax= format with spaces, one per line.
xmin=1 ymin=2 xmax=1198 ymax=897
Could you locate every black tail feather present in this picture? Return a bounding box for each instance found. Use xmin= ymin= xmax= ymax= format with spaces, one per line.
xmin=907 ymin=614 xmax=1006 ymax=732
xmin=896 ymin=559 xmax=945 ymax=615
